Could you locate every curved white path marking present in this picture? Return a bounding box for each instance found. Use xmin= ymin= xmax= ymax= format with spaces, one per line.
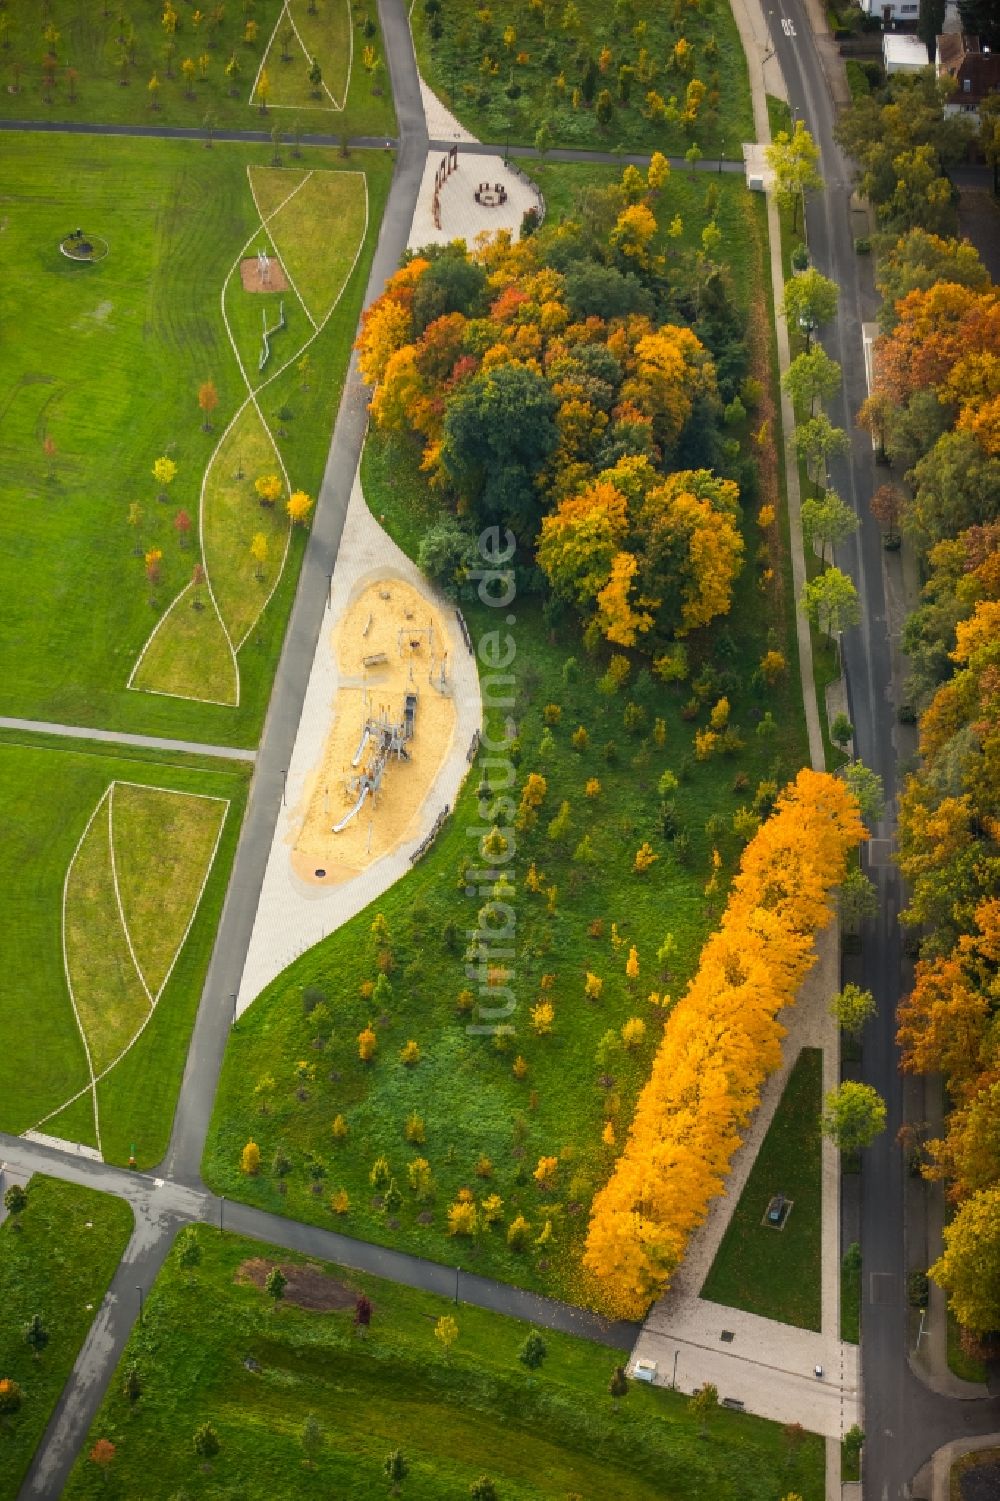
xmin=52 ymin=788 xmax=108 ymax=1156
xmin=129 ymin=167 xmax=369 ymax=705
xmin=236 ymin=470 xmax=483 ymax=1014
xmin=29 ymin=783 xmax=230 ymax=1149
xmin=126 ymin=581 xmax=238 ymax=708
xmin=107 ymin=783 xmax=154 ymax=1009
xmin=252 ymin=0 xmax=353 ymax=113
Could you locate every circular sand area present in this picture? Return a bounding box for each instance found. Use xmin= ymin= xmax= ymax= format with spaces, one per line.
xmin=291 ymin=579 xmax=457 ymax=884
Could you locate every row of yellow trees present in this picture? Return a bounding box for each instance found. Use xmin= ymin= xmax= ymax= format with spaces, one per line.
xmin=584 ymin=768 xmax=865 ymax=1318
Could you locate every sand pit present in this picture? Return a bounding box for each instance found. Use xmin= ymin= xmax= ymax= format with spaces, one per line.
xmin=291 ymin=579 xmax=458 ymax=885
xmin=239 ymin=256 xmax=290 ymax=293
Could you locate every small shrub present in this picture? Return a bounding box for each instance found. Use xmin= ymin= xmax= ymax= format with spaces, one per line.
xmin=507 ymin=1214 xmax=531 ymax=1250
xmin=907 ymin=1270 xmax=929 ymax=1309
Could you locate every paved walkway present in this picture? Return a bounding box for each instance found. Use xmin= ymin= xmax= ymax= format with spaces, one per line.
xmin=0 ymin=716 xmax=255 ymax=762
xmin=411 ymin=147 xmax=540 ymax=247
xmin=729 ymin=0 xmax=824 ymax=774
xmin=236 ymin=474 xmax=482 ymax=1013
xmin=913 ymin=1434 xmax=1000 ymax=1501
xmin=630 ymin=924 xmax=859 ymax=1449
xmin=419 ymin=77 xmax=476 ymax=143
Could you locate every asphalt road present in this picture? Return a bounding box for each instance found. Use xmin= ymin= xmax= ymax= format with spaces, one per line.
xmin=769 ymin=1 xmax=999 ymax=1492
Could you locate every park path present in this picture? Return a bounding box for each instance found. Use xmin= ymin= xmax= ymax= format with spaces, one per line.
xmin=0 ymin=716 xmax=255 ymax=762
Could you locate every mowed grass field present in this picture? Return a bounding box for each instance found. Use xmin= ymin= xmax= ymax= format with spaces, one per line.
xmin=0 ymin=738 xmax=248 ymax=1167
xmin=701 ymin=1048 xmax=824 ymax=1330
xmin=0 ymin=1176 xmax=134 ymax=1501
xmin=0 ymin=132 xmax=390 ymax=745
xmin=64 ymin=1226 xmax=825 ymax=1500
xmin=0 ymin=0 xmax=395 ymax=137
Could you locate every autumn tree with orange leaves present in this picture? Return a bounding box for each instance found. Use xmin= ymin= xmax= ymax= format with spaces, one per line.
xmin=354 ymin=176 xmax=746 ymax=654
xmin=584 ymin=770 xmax=865 ymax=1317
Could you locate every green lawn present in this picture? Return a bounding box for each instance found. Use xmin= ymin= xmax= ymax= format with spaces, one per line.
xmin=204 ymin=414 xmax=809 ymax=1309
xmin=0 ymin=133 xmax=390 ymax=746
xmin=701 ymin=1049 xmax=823 ymax=1330
xmin=0 ymin=1176 xmax=134 ymax=1501
xmin=63 ymin=1226 xmax=825 ymax=1500
xmin=0 ymin=740 xmax=248 ymax=1167
xmin=412 ymin=0 xmax=753 ymax=155
xmin=0 ymin=0 xmax=394 ymax=137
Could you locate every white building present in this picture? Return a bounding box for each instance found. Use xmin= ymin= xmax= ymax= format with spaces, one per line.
xmin=883 ymin=33 xmax=933 ymax=73
xmin=859 ymin=0 xmax=921 ymax=23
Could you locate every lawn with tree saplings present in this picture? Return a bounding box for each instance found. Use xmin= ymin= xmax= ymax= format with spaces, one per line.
xmin=0 ymin=1177 xmax=134 ymax=1501
xmin=63 ymin=1225 xmax=825 ymax=1500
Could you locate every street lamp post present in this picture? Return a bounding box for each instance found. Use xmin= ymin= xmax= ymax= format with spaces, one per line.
xmin=672 ymin=1348 xmax=679 ymax=1389
xmin=220 ymin=1194 xmax=225 ymax=1234
xmin=137 ymin=1285 xmax=144 ymax=1324
xmin=231 ymin=993 xmax=237 ymax=1029
xmin=454 ymin=1265 xmax=460 ymax=1304
xmin=281 ymin=768 xmax=287 ymax=806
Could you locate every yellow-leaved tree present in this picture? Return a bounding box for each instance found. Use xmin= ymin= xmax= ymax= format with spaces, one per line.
xmin=583 ymin=769 xmax=865 ymax=1317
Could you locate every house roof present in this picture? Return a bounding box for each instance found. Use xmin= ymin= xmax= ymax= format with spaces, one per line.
xmin=937 ymin=32 xmax=1000 ymax=100
xmin=884 ymin=35 xmax=933 ymax=68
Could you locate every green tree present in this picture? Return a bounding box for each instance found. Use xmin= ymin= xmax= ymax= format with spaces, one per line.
xmin=800 ymin=567 xmax=861 ymax=639
xmin=609 ymin=1364 xmax=630 ymax=1406
xmin=781 ymin=347 xmax=841 ymax=417
xmin=441 ymin=362 xmax=558 ymax=534
xmin=800 ymin=489 xmax=858 ymax=563
xmin=384 ymin=1449 xmax=409 ymax=1490
xmin=122 ymin=1362 xmax=142 ymax=1404
xmin=830 ymin=712 xmax=854 ymax=753
xmin=836 ymin=74 xmax=972 ymax=234
xmin=193 ymin=1422 xmax=220 ymax=1459
xmin=688 ymin=1381 xmax=719 ymax=1437
xmin=417 ymin=517 xmax=478 ymax=590
xmin=178 ymin=1227 xmax=202 ymax=1283
xmin=470 ymin=1480 xmax=499 ymax=1501
xmin=23 ymin=1314 xmax=49 ymax=1360
xmin=829 ymin=983 xmax=876 ymax=1039
xmin=534 ymin=119 xmax=552 ymax=157
xmin=782 ymin=269 xmax=838 ymax=347
xmin=264 ymin=1266 xmax=287 ymax=1309
xmin=519 ymin=1330 xmax=548 ymax=1369
xmin=309 ymin=57 xmax=323 ymax=96
xmin=3 ymin=1182 xmax=27 ymax=1229
xmin=917 ymin=0 xmax=945 ymax=61
xmin=842 ymin=761 xmax=885 ymax=827
xmin=596 ymin=88 xmax=615 ymax=128
xmin=766 ymin=121 xmax=823 ymax=230
xmin=822 ymin=1081 xmax=887 ymax=1153
xmin=795 ymin=415 xmax=850 ymax=490
xmin=906 ymin=431 xmax=1000 ymax=551
xmin=839 ymin=865 xmax=878 ymax=928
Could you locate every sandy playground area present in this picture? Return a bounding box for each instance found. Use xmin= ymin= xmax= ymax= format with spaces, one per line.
xmin=290 ymin=578 xmax=457 ymax=884
xmin=239 ymin=255 xmax=290 ymax=293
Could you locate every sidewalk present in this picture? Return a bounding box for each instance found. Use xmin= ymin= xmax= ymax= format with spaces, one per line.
xmin=630 ymin=924 xmax=859 ymax=1455
xmin=912 ymin=1434 xmax=1000 ymax=1501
